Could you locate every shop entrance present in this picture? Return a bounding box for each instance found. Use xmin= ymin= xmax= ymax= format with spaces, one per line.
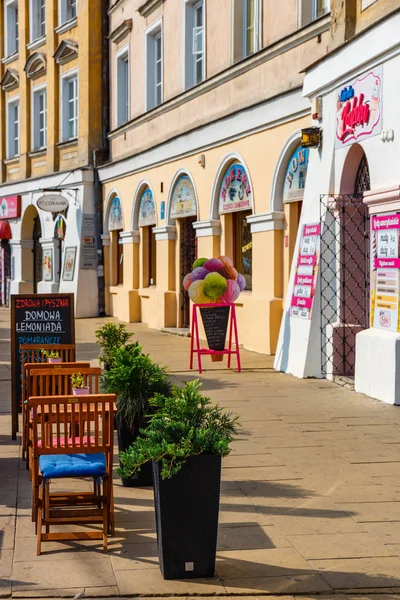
xmin=180 ymin=217 xmax=197 ymax=328
xmin=320 ymin=154 xmax=371 ymax=378
xmin=33 ymin=216 xmax=42 ymax=294
xmin=1 ymin=240 xmax=11 ymax=305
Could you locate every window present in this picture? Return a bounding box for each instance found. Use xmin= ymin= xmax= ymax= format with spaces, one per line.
xmin=184 ymin=0 xmax=205 ymax=89
xmin=61 ymin=72 xmax=78 ymax=141
xmin=4 ymin=0 xmax=19 ymax=57
xmin=233 ymin=209 xmax=252 ymax=291
xmin=32 ymin=88 xmax=47 ymax=150
xmin=117 ymin=233 xmax=124 ymax=285
xmin=299 ymin=0 xmax=330 ymax=27
xmin=143 ymin=226 xmax=157 ymax=286
xmin=232 ymin=0 xmax=260 ymax=63
xmin=31 ymin=0 xmax=46 ymax=41
xmin=7 ymin=98 xmax=19 ymax=158
xmin=146 ymin=22 xmax=163 ymax=110
xmin=59 ymin=0 xmax=77 ymax=25
xmin=116 ymin=49 xmax=130 ymax=127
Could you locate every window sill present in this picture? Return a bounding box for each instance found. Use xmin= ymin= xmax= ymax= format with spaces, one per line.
xmin=298 ymin=11 xmax=331 ymax=30
xmin=3 ymin=156 xmax=20 ymax=165
xmin=110 ymin=285 xmax=125 ymax=293
xmin=57 ymin=138 xmax=78 ymax=150
xmin=2 ymin=52 xmax=19 ymax=65
xmin=29 ymin=148 xmax=47 ymax=158
xmin=55 ymin=17 xmax=78 ymax=35
xmin=27 ymin=36 xmax=46 ymax=51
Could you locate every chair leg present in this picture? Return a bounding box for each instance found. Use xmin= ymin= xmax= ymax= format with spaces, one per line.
xmin=109 ymin=481 xmax=115 ymax=536
xmin=103 ymin=484 xmax=108 ymax=553
xmin=36 ymin=482 xmax=43 ymax=556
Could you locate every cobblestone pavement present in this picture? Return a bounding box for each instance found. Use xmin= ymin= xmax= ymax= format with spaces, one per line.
xmin=2 ymin=308 xmax=400 ymax=599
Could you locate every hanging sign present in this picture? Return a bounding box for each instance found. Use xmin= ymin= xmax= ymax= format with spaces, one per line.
xmin=37 ymin=194 xmax=69 ymax=213
xmin=335 ymin=66 xmax=382 ymax=148
xmin=370 ymin=212 xmax=400 ymax=332
xmin=170 ymin=176 xmax=197 ymax=219
xmin=283 ymin=147 xmax=309 ymax=203
xmin=290 ymin=223 xmax=321 ymax=320
xmin=139 ymin=188 xmax=156 ymax=227
xmin=0 ymin=195 xmax=21 ymax=219
xmin=108 ymin=196 xmax=124 ymax=231
xmin=219 ymin=163 xmax=252 ymax=214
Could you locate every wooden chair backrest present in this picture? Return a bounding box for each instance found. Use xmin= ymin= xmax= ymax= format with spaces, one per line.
xmin=21 ymin=344 xmax=76 ymax=403
xmin=31 ymin=394 xmax=115 ymax=458
xmin=24 ymin=363 xmax=91 ymax=401
xmin=29 ymin=367 xmax=102 ymax=398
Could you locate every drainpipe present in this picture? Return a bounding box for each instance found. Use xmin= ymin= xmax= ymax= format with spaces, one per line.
xmin=93 ymin=0 xmax=110 ymax=316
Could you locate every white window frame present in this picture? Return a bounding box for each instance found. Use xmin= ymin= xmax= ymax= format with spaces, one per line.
xmin=145 ymin=18 xmax=163 ymax=111
xmin=183 ymin=0 xmax=206 ymax=91
xmin=231 ymin=0 xmax=261 ymax=63
xmin=6 ymin=96 xmax=20 ymax=159
xmin=361 ymin=0 xmax=377 ymax=10
xmin=31 ymin=84 xmax=47 ymax=151
xmin=30 ymin=0 xmax=46 ymax=42
xmin=298 ymin=0 xmax=330 ymax=28
xmin=4 ymin=0 xmax=19 ymax=58
xmin=58 ymin=0 xmax=77 ymax=26
xmin=60 ymin=69 xmax=79 ymax=142
xmin=115 ymin=45 xmax=130 ymax=128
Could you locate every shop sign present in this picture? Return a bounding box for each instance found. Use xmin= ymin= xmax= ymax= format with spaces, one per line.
xmin=291 ymin=223 xmax=321 ymax=320
xmin=170 ymin=175 xmax=197 ymax=219
xmin=283 ymin=147 xmax=309 ymax=204
xmin=80 ymin=214 xmax=97 ymax=270
xmin=108 ymin=196 xmax=124 ymax=231
xmin=37 ymin=194 xmax=69 ymax=213
xmin=335 ymin=66 xmax=382 ymax=148
xmin=371 ymin=212 xmax=400 ymax=332
xmin=139 ymin=188 xmax=156 ymax=227
xmin=219 ymin=163 xmax=252 ymax=214
xmin=0 ymin=195 xmax=21 ymax=219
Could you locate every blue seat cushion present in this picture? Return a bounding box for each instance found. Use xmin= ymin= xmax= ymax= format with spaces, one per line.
xmin=39 ymin=453 xmax=106 ymax=479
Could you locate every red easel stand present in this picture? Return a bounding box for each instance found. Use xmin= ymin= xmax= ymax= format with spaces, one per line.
xmin=189 ymin=303 xmax=241 ymax=374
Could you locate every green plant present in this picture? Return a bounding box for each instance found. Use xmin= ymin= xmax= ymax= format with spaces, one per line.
xmin=103 ymin=345 xmax=172 ymax=431
xmin=119 ymin=380 xmax=240 ymax=480
xmin=95 ymin=323 xmax=135 ymax=368
xmin=70 ymin=372 xmax=86 ymax=389
xmin=41 ymin=349 xmax=59 ymax=359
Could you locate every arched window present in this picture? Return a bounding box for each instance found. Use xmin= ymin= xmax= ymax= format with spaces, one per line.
xmin=108 ymin=195 xmax=124 ymax=285
xmin=218 ymin=162 xmax=252 ymax=290
xmin=138 ymin=187 xmax=157 ymax=286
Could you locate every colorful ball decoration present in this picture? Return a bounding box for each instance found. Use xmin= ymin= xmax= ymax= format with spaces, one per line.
xmin=204 ymin=258 xmax=223 ymax=272
xmin=188 ymin=280 xmax=212 ymax=305
xmin=236 ymin=273 xmax=246 ymax=292
xmin=203 ymin=273 xmax=227 ymax=300
xmin=184 ymin=256 xmax=245 ymax=304
xmin=191 ymin=266 xmax=209 ymax=282
xmin=221 ymin=280 xmax=241 ymax=304
xmin=192 ymin=257 xmax=208 ymax=270
xmin=183 ymin=273 xmax=192 ymax=291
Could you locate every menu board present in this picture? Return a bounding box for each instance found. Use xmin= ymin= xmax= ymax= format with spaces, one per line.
xmin=200 ymin=306 xmax=230 ymax=351
xmin=371 ymin=213 xmax=400 ymax=332
xmin=291 ymin=223 xmax=321 ymax=320
xmin=10 ymin=294 xmax=75 ymax=439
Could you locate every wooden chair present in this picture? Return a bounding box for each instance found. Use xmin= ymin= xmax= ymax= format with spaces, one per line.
xmin=22 ymin=361 xmax=90 ymax=464
xmin=31 ymin=394 xmax=115 ymax=555
xmin=28 ymin=367 xmax=103 ymax=520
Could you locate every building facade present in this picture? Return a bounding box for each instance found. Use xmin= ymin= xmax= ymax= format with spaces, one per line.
xmin=274 ymin=2 xmax=400 ymax=403
xmin=0 ymin=0 xmax=107 ymax=317
xmin=99 ymin=0 xmax=332 ymax=354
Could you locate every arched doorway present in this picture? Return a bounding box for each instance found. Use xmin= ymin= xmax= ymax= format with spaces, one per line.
xmin=55 ymin=215 xmax=66 ymax=285
xmin=20 ymin=205 xmax=42 ymax=294
xmin=33 ymin=216 xmax=42 ymax=293
xmin=168 ymin=173 xmax=198 ymax=328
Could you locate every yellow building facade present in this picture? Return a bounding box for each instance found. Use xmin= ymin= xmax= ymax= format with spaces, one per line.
xmin=0 ymin=0 xmax=106 ymax=316
xmin=99 ymin=0 xmax=332 ymax=354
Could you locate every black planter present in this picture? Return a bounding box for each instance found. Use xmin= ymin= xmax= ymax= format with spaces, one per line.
xmin=117 ymin=416 xmax=153 ymax=487
xmin=152 ymin=454 xmax=222 ymax=580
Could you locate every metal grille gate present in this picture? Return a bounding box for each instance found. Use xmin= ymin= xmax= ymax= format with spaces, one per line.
xmin=180 ymin=217 xmax=197 ymax=328
xmin=320 ymin=194 xmax=370 ymax=378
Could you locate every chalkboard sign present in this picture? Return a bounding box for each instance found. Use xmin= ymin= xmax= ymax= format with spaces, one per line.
xmin=200 ymin=306 xmax=230 ymax=352
xmin=11 ymin=293 xmax=75 ymax=439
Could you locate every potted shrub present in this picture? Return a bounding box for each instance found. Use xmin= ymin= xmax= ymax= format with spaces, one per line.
xmin=42 ymin=349 xmax=61 ymax=364
xmin=119 ymin=380 xmax=239 ymax=579
xmin=70 ymin=372 xmax=90 ymax=395
xmin=95 ymin=323 xmax=134 ymax=371
xmin=103 ymin=344 xmax=172 ymax=487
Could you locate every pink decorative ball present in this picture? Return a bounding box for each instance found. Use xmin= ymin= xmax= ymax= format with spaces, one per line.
xmin=221 ymin=280 xmax=241 ymax=304
xmin=183 ymin=273 xmax=192 ymax=291
xmin=204 ymin=258 xmax=223 ymax=272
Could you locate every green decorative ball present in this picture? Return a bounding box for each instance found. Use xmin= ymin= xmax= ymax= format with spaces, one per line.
xmin=192 ymin=257 xmax=208 ymax=270
xmin=203 ymin=272 xmax=227 ymax=300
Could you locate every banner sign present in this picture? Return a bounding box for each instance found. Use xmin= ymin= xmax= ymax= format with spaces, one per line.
xmin=291 ymin=223 xmax=320 ymax=320
xmin=335 ymin=66 xmax=382 ymax=148
xmin=219 ymin=163 xmax=252 ymax=214
xmin=0 ymin=195 xmax=21 ymax=219
xmin=371 ymin=212 xmax=400 ymax=332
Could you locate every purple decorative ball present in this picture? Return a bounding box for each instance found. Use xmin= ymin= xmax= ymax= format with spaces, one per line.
xmin=237 ymin=273 xmax=246 ymax=292
xmin=191 ymin=266 xmax=209 ymax=282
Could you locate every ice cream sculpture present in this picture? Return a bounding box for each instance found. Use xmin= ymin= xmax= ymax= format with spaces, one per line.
xmin=184 ymin=256 xmax=246 ymax=304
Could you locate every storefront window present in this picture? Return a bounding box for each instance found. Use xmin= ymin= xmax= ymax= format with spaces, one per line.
xmin=233 ymin=209 xmax=252 ymax=291
xmin=117 ymin=233 xmax=123 ymax=285
xmin=139 ymin=187 xmax=157 ymax=287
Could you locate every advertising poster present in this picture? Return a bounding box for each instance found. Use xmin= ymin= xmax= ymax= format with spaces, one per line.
xmin=43 ymin=249 xmax=53 ymax=281
xmin=62 ymin=246 xmax=77 ymax=282
xmin=371 ymin=213 xmax=400 ymax=332
xmin=291 ymin=223 xmax=321 ymax=320
xmin=80 ymin=214 xmax=97 ymax=270
xmin=219 ymin=163 xmax=252 ymax=214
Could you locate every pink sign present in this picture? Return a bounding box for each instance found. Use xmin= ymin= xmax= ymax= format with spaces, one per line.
xmin=0 ymin=195 xmax=21 ymax=220
xmin=372 ymin=214 xmax=400 ymax=230
xmin=298 ymin=255 xmax=317 ymax=267
xmin=335 ymin=67 xmax=382 ymax=148
xmin=303 ymin=224 xmax=320 ymax=237
xmin=295 ymin=275 xmax=314 ymax=286
xmin=291 ymin=296 xmax=313 ymax=309
xmin=375 ymin=258 xmax=400 ymax=269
